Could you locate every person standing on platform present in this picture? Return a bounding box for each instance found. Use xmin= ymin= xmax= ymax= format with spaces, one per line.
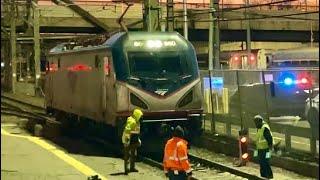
xmin=122 ymin=109 xmax=143 ymax=175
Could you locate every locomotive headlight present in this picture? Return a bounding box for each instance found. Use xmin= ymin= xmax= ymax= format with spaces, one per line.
xmin=146 ymin=40 xmax=163 ymax=48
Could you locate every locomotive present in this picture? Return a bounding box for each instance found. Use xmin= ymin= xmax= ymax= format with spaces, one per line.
xmin=44 ymin=32 xmax=203 ymax=143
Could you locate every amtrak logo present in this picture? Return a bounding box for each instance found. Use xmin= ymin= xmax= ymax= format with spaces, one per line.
xmin=155 ymin=89 xmax=168 ymax=96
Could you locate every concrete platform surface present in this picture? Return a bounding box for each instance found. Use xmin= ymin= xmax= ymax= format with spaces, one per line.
xmin=1 ymin=116 xmax=167 ymax=180
xmin=1 ymin=125 xmax=88 ymax=180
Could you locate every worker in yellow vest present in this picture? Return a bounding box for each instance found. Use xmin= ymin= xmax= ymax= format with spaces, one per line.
xmin=253 ymin=115 xmax=273 ymax=179
xmin=122 ymin=109 xmax=143 ymax=175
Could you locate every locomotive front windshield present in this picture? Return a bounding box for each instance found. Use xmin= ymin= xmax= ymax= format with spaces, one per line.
xmin=128 ymin=52 xmax=188 ymax=78
xmin=126 ymin=50 xmax=198 ymax=95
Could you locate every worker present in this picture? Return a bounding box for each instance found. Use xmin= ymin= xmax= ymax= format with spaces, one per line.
xmin=253 ymin=115 xmax=274 ymax=179
xmin=163 ymin=125 xmax=192 ymax=180
xmin=122 ymin=108 xmax=143 ymax=175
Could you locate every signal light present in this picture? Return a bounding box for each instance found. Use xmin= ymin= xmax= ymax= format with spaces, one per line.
xmin=239 ymin=129 xmax=249 ymax=165
xmin=242 ymin=153 xmax=249 ymax=160
xmin=240 ymin=136 xmax=247 ymax=143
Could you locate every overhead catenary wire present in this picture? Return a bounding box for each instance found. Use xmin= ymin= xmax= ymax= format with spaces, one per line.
xmin=168 ymin=7 xmax=319 ymax=22
xmin=165 ymin=0 xmax=301 ymax=13
xmin=187 ymin=10 xmax=319 ymax=22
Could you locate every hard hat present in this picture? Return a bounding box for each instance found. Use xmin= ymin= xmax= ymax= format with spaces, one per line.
xmin=254 ymin=115 xmax=263 ymax=120
xmin=254 ymin=115 xmax=263 ymax=123
xmin=133 ymin=109 xmax=143 ymax=121
xmin=173 ymin=125 xmax=185 ymax=138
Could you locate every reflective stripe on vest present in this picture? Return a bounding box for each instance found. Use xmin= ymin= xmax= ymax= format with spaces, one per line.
xmin=256 ymin=123 xmax=273 ymax=150
xmin=167 ymin=142 xmax=189 ymax=162
xmin=168 ymin=142 xmax=179 ymax=161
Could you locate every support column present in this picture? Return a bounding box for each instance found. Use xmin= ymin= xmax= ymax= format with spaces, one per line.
xmin=143 ymin=0 xmax=160 ymax=32
xmin=183 ymin=0 xmax=188 ymax=39
xmin=208 ymin=0 xmax=214 ymax=71
xmin=33 ymin=1 xmax=41 ymax=93
xmin=10 ymin=0 xmax=17 ymax=93
xmin=245 ymin=0 xmax=251 ymax=62
xmin=213 ymin=0 xmax=220 ymax=69
xmin=166 ymin=0 xmax=174 ymax=32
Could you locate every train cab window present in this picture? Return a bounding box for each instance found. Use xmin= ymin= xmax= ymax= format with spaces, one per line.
xmin=128 ymin=52 xmax=187 ymax=77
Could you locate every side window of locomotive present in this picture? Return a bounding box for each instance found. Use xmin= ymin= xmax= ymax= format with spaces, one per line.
xmin=95 ymin=55 xmax=99 ymax=68
xmin=58 ymin=58 xmax=61 ymax=68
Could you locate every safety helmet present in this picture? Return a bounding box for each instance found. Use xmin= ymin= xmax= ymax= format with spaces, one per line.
xmin=254 ymin=115 xmax=263 ymax=121
xmin=254 ymin=114 xmax=264 ymax=124
xmin=173 ymin=125 xmax=185 ymax=138
xmin=132 ymin=109 xmax=143 ymax=121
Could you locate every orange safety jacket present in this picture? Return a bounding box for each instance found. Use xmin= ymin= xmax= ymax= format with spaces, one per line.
xmin=163 ymin=137 xmax=192 ymax=174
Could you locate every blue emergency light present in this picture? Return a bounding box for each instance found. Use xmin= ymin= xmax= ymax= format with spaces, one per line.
xmin=278 ymin=72 xmax=296 ymax=88
xmin=278 ymin=71 xmax=313 ymax=90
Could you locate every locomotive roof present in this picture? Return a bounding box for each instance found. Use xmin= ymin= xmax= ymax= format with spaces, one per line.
xmin=49 ymin=31 xmax=185 ymax=54
xmin=103 ymin=31 xmax=184 ymax=47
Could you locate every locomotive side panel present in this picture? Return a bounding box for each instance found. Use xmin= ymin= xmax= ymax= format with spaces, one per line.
xmin=103 ymin=54 xmax=118 ymax=126
xmin=47 ymin=48 xmax=117 ymax=125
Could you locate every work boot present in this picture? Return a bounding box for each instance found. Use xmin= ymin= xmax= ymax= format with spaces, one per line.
xmin=124 ymin=160 xmax=129 ymax=175
xmin=130 ymin=167 xmax=139 ymax=172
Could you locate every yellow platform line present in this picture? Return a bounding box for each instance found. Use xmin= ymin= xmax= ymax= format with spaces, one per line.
xmin=1 ymin=128 xmax=108 ymax=180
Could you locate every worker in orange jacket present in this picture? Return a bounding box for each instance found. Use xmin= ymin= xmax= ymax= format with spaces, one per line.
xmin=163 ymin=125 xmax=192 ymax=180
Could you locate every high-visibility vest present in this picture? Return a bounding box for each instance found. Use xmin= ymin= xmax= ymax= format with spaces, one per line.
xmin=163 ymin=137 xmax=192 ymax=174
xmin=256 ymin=122 xmax=273 ymax=150
xmin=122 ymin=116 xmax=140 ymax=144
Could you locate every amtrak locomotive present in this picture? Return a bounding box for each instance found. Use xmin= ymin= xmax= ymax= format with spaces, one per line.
xmin=45 ymin=32 xmax=203 ymax=142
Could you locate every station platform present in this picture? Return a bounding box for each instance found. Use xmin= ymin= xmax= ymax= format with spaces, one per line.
xmin=1 ymin=124 xmax=90 ymax=180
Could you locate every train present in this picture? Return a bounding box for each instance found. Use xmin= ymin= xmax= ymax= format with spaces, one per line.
xmin=197 ymin=47 xmax=319 ymax=70
xmin=228 ymin=47 xmax=319 ymax=70
xmin=44 ymin=32 xmax=203 ymax=144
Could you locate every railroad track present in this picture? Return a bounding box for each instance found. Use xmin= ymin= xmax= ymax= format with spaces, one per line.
xmin=1 ymin=94 xmax=264 ymax=180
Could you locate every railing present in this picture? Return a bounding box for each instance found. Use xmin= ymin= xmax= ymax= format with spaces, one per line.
xmin=201 ymin=69 xmax=319 ymax=157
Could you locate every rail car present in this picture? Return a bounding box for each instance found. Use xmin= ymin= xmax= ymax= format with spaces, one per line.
xmin=268 ymin=47 xmax=319 ymax=69
xmin=44 ymin=32 xmax=203 ymax=143
xmin=228 ymin=47 xmax=319 ymax=70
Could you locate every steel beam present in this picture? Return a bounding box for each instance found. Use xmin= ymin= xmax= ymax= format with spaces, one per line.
xmin=51 ymin=0 xmax=110 ymax=32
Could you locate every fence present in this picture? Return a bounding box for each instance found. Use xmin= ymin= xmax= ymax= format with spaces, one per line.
xmin=201 ymin=69 xmax=319 ymax=157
